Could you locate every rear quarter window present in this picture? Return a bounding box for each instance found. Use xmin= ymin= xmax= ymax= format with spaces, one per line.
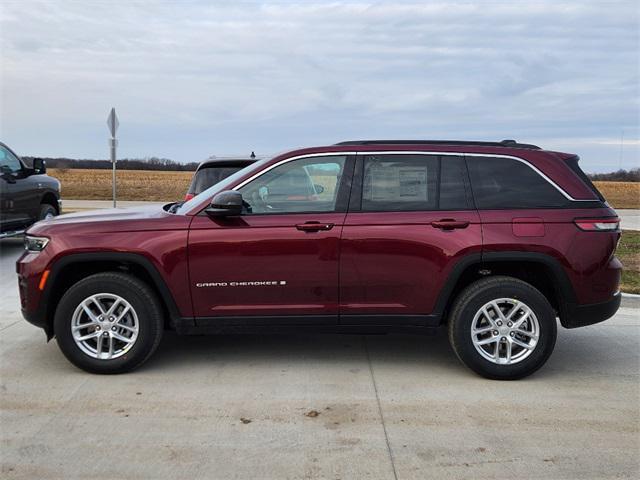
xmin=565 ymin=156 xmax=606 ymax=202
xmin=467 ymin=156 xmax=570 ymax=209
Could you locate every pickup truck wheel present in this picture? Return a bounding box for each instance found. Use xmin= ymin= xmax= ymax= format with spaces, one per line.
xmin=448 ymin=276 xmax=557 ymax=380
xmin=38 ymin=203 xmax=57 ymax=220
xmin=54 ymin=272 xmax=164 ymax=374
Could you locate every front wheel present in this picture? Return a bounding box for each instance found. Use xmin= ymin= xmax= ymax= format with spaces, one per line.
xmin=448 ymin=276 xmax=557 ymax=380
xmin=54 ymin=272 xmax=164 ymax=374
xmin=38 ymin=203 xmax=57 ymax=221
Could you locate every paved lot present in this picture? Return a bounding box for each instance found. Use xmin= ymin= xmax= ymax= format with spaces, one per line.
xmin=618 ymin=209 xmax=640 ymax=231
xmin=1 ymin=237 xmax=638 ymax=479
xmin=62 ymin=199 xmax=166 ymax=212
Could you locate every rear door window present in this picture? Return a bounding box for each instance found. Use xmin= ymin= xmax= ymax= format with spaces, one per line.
xmin=467 ymin=156 xmax=569 ymax=209
xmin=362 ymin=155 xmax=438 ymax=211
xmin=440 ymin=156 xmax=470 ymax=210
xmin=360 ymin=154 xmax=469 ymax=211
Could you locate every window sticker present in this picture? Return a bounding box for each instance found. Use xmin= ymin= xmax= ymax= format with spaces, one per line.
xmin=369 ymin=164 xmax=428 ymax=202
xmin=399 ymin=167 xmax=428 ymax=200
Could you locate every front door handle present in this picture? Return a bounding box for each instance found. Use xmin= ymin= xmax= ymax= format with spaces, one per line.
xmin=296 ymin=221 xmax=334 ymax=232
xmin=431 ymin=219 xmax=470 ymax=230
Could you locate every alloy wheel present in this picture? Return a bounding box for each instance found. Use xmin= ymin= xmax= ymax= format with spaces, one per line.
xmin=470 ymin=298 xmax=540 ymax=365
xmin=71 ymin=293 xmax=139 ymax=360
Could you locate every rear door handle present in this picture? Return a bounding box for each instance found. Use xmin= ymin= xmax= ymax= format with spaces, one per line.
xmin=431 ymin=219 xmax=470 ymax=230
xmin=296 ymin=221 xmax=334 ymax=232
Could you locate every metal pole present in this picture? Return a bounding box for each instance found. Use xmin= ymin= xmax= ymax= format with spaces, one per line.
xmin=110 ymin=137 xmax=117 ymax=207
xmin=107 ymin=108 xmax=119 ymax=208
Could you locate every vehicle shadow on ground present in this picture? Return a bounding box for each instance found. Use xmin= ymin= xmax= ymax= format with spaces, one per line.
xmin=148 ymin=328 xmax=467 ymax=373
xmin=142 ymin=325 xmax=637 ymax=379
xmin=0 ymin=238 xmax=25 ymax=255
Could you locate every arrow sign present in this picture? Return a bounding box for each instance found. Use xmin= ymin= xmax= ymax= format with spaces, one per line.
xmin=107 ymin=108 xmax=119 ymax=137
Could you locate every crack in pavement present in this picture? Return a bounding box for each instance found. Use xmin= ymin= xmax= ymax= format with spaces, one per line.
xmin=364 ymin=336 xmax=399 ymax=480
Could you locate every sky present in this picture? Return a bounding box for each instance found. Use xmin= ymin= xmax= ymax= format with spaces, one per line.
xmin=1 ymin=0 xmax=638 ymax=172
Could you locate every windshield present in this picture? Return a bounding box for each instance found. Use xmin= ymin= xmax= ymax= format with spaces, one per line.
xmin=176 ymin=157 xmax=271 ymax=214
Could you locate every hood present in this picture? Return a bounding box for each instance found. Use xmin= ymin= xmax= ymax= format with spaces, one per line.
xmin=27 ymin=204 xmax=190 ymax=235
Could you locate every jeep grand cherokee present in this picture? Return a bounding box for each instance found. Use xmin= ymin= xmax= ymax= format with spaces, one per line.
xmin=17 ymin=140 xmax=621 ymax=379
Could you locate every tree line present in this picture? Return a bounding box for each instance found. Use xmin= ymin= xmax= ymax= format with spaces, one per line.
xmin=22 ymin=156 xmax=199 ymax=171
xmin=589 ymin=168 xmax=639 ymax=182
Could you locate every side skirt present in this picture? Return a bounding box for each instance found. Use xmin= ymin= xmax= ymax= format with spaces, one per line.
xmin=175 ymin=314 xmax=442 ymax=335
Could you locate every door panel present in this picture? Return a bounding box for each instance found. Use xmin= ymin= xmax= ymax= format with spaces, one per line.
xmin=187 ymin=154 xmax=354 ymax=323
xmin=12 ymin=174 xmax=42 ymax=223
xmin=339 ymin=210 xmax=481 ymax=317
xmin=188 ymin=213 xmax=345 ymax=319
xmin=339 ymin=153 xmax=481 ymax=322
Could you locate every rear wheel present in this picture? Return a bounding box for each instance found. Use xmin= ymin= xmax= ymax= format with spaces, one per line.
xmin=54 ymin=272 xmax=164 ymax=374
xmin=448 ymin=276 xmax=557 ymax=380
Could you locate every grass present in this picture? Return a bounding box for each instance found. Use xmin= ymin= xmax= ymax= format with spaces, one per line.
xmin=618 ymin=230 xmax=640 ymax=294
xmin=594 ymin=181 xmax=639 ymax=209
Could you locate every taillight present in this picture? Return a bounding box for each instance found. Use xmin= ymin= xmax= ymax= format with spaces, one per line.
xmin=184 ymin=193 xmax=194 ymax=201
xmin=574 ymin=218 xmax=620 ymax=231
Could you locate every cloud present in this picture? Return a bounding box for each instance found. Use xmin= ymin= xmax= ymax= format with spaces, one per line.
xmin=0 ymin=0 xmax=638 ymax=171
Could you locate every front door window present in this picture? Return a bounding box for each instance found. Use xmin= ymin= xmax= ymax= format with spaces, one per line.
xmin=238 ymin=156 xmax=346 ymax=214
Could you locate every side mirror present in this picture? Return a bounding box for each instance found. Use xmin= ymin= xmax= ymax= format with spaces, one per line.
xmin=313 ymin=184 xmax=325 ymax=194
xmin=205 ymin=190 xmax=243 ymax=217
xmin=33 ymin=158 xmax=46 ymax=174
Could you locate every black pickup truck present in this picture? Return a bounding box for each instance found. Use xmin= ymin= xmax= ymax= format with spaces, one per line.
xmin=0 ymin=142 xmax=61 ymax=238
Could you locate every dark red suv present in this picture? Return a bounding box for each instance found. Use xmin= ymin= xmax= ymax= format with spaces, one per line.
xmin=17 ymin=140 xmax=621 ymax=379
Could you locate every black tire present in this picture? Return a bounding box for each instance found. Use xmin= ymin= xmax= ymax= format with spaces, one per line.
xmin=54 ymin=272 xmax=164 ymax=374
xmin=38 ymin=203 xmax=57 ymax=220
xmin=448 ymin=276 xmax=557 ymax=380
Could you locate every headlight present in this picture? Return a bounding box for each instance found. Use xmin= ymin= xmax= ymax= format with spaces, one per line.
xmin=24 ymin=235 xmax=49 ymax=253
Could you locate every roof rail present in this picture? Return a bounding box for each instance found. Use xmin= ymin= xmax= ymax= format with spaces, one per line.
xmin=334 ymin=139 xmax=541 ymax=150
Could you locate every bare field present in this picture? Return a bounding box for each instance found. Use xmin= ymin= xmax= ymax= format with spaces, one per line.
xmin=52 ymin=169 xmax=640 ymax=208
xmin=594 ymin=181 xmax=639 ymax=209
xmin=51 ymin=168 xmax=192 ymax=201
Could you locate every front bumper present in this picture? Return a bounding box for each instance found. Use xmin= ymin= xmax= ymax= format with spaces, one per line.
xmin=561 ymin=292 xmax=622 ymax=329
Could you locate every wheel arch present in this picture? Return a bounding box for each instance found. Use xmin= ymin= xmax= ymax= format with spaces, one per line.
xmin=434 ymin=252 xmax=576 ymax=323
xmin=41 ymin=252 xmax=183 ymax=339
xmin=40 ymin=191 xmax=60 ymax=213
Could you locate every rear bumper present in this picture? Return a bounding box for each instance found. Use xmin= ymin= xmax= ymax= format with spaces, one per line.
xmin=561 ymin=292 xmax=621 ymax=329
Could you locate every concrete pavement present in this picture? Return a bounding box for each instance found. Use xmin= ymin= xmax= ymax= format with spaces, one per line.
xmin=617 ymin=209 xmax=639 ymax=231
xmin=62 ymin=199 xmax=166 ymax=211
xmin=1 ymin=238 xmax=639 ymax=479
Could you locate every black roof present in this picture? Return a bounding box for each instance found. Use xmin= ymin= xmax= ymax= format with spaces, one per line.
xmin=334 ymin=139 xmax=541 ymax=150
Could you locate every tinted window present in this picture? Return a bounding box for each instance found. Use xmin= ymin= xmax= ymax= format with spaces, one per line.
xmin=566 ymin=156 xmax=605 ymax=202
xmin=239 ymin=156 xmax=346 ymax=214
xmin=189 ymin=166 xmax=246 ymax=195
xmin=361 ymin=155 xmax=469 ymax=211
xmin=440 ymin=156 xmax=469 ymax=210
xmin=0 ymin=145 xmax=22 ymax=173
xmin=362 ymin=155 xmax=438 ymax=211
xmin=467 ymin=156 xmax=569 ymax=209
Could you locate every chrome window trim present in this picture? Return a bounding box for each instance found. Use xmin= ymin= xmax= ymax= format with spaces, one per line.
xmin=231 ymin=150 xmax=589 ymax=202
